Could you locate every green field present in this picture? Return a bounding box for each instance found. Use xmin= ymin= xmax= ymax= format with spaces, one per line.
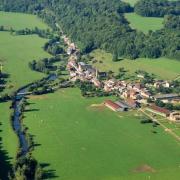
xmin=0 ymin=32 xmax=50 ymax=93
xmin=0 ymin=11 xmax=51 ymax=93
xmin=125 ymin=13 xmax=164 ymax=33
xmin=90 ymin=49 xmax=180 ymax=80
xmin=0 ymin=102 xmax=18 ymax=178
xmin=24 ymin=88 xmax=180 ymax=180
xmin=0 ymin=11 xmax=48 ymax=30
xmin=122 ymin=0 xmax=139 ymax=6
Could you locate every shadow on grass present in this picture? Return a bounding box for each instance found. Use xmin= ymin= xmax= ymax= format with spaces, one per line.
xmin=0 ymin=123 xmax=13 ymax=180
xmin=31 ymin=133 xmax=59 ymax=179
xmin=40 ymin=163 xmax=59 ymax=179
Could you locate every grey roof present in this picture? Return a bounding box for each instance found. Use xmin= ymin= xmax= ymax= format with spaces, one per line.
xmin=154 ymin=94 xmax=180 ymax=99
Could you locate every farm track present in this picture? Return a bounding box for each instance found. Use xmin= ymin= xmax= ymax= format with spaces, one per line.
xmin=139 ymin=109 xmax=180 ymax=142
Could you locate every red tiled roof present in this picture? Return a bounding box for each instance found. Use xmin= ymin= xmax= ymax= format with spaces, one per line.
xmin=104 ymin=100 xmax=120 ymax=109
xmin=149 ymin=105 xmax=171 ymax=115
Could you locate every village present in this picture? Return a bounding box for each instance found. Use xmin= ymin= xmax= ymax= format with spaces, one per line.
xmin=62 ymin=35 xmax=180 ymax=124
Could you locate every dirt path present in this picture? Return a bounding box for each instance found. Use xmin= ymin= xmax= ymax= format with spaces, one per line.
xmin=139 ymin=109 xmax=180 ymax=142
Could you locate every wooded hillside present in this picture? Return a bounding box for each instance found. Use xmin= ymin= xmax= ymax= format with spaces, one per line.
xmin=0 ymin=0 xmax=179 ymax=60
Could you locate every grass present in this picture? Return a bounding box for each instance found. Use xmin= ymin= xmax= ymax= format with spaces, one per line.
xmin=125 ymin=13 xmax=164 ymax=33
xmin=0 ymin=102 xmax=18 ymax=163
xmin=122 ymin=0 xmax=139 ymax=6
xmin=89 ymin=49 xmax=180 ymax=80
xmin=0 ymin=32 xmax=51 ymax=94
xmin=0 ymin=11 xmax=48 ymax=30
xmin=24 ymin=88 xmax=180 ymax=180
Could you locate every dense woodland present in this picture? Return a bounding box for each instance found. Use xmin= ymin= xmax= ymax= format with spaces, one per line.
xmin=135 ymin=0 xmax=180 ymax=17
xmin=0 ymin=0 xmax=180 ymax=60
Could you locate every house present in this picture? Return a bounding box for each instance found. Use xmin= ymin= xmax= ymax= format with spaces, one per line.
xmin=104 ymin=100 xmax=126 ymax=112
xmin=146 ymin=105 xmax=171 ymax=117
xmin=169 ymin=112 xmax=180 ymax=122
xmin=140 ymin=90 xmax=151 ymax=99
xmin=91 ymin=78 xmax=101 ymax=87
xmin=129 ymin=90 xmax=139 ymax=100
xmin=78 ymin=62 xmax=93 ymax=72
xmin=97 ymin=71 xmax=107 ymax=79
xmin=125 ymin=98 xmax=139 ymax=108
xmin=154 ymin=80 xmax=170 ymax=88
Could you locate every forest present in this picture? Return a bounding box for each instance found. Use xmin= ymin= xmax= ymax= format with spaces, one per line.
xmin=0 ymin=0 xmax=179 ymax=60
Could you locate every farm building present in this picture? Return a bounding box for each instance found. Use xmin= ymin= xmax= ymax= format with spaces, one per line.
xmin=146 ymin=105 xmax=171 ymax=117
xmin=104 ymin=100 xmax=127 ymax=112
xmin=154 ymin=94 xmax=180 ymax=101
xmin=169 ymin=112 xmax=180 ymax=122
xmin=115 ymin=101 xmax=129 ymax=110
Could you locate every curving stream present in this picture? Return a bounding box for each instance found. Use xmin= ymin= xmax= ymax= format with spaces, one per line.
xmin=12 ymin=74 xmax=57 ymax=155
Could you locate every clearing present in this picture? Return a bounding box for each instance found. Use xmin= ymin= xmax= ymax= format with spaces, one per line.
xmin=125 ymin=13 xmax=164 ymax=33
xmin=24 ymin=88 xmax=180 ymax=180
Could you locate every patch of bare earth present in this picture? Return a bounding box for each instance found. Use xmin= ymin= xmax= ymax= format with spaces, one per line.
xmin=88 ymin=103 xmax=105 ymax=111
xmin=133 ymin=164 xmax=156 ymax=173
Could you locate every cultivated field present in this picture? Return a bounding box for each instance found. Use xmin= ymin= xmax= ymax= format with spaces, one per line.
xmin=24 ymin=88 xmax=180 ymax=180
xmin=125 ymin=13 xmax=164 ymax=33
xmin=0 ymin=11 xmax=48 ymax=30
xmin=90 ymin=49 xmax=180 ymax=80
xmin=0 ymin=102 xmax=18 ymax=178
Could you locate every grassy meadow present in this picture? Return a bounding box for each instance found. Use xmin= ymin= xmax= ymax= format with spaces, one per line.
xmin=0 ymin=11 xmax=48 ymax=30
xmin=0 ymin=11 xmax=50 ymax=177
xmin=89 ymin=49 xmax=180 ymax=80
xmin=0 ymin=32 xmax=50 ymax=93
xmin=125 ymin=13 xmax=164 ymax=33
xmin=0 ymin=102 xmax=18 ymax=178
xmin=24 ymin=88 xmax=180 ymax=180
xmin=0 ymin=11 xmax=51 ymax=94
xmin=122 ymin=0 xmax=139 ymax=6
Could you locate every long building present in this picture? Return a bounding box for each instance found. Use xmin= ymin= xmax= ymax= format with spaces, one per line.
xmin=146 ymin=105 xmax=171 ymax=117
xmin=104 ymin=100 xmax=127 ymax=112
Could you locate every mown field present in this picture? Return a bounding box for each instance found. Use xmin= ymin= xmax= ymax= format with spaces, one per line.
xmin=90 ymin=49 xmax=180 ymax=80
xmin=125 ymin=13 xmax=164 ymax=33
xmin=24 ymin=88 xmax=180 ymax=180
xmin=0 ymin=11 xmax=48 ymax=30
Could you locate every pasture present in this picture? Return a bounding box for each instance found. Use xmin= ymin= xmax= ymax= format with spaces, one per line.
xmin=125 ymin=13 xmax=164 ymax=33
xmin=24 ymin=88 xmax=180 ymax=180
xmin=90 ymin=49 xmax=180 ymax=80
xmin=0 ymin=11 xmax=48 ymax=30
xmin=0 ymin=102 xmax=18 ymax=179
xmin=0 ymin=32 xmax=50 ymax=93
xmin=122 ymin=0 xmax=139 ymax=6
